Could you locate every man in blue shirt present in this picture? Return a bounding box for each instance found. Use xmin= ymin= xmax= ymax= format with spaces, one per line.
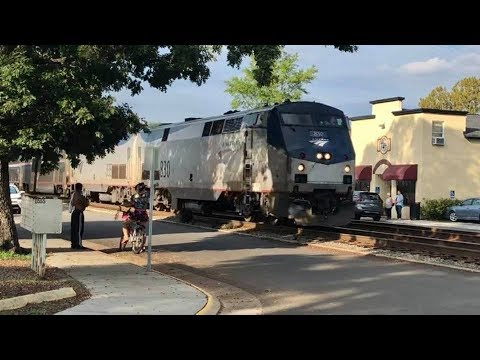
xmin=395 ymin=190 xmax=404 ymax=219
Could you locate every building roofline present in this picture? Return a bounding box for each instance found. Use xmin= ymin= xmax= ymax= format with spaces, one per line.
xmin=392 ymin=108 xmax=469 ymax=116
xmin=349 ymin=115 xmax=376 ymax=121
xmin=369 ymin=97 xmax=405 ymax=105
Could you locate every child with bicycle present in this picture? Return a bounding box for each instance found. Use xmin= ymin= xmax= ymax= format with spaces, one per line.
xmin=114 ymin=182 xmax=149 ymax=249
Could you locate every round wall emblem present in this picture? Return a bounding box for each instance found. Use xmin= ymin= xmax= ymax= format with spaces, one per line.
xmin=378 ymin=136 xmax=390 ymax=155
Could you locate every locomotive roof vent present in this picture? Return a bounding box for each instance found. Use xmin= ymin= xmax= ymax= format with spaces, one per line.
xmin=223 ymin=110 xmax=240 ymax=115
xmin=185 ymin=117 xmax=202 ymax=122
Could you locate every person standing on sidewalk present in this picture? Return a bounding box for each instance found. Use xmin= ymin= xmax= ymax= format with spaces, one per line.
xmin=69 ymin=183 xmax=89 ymax=249
xmin=385 ymin=192 xmax=393 ymax=220
xmin=394 ymin=190 xmax=404 ymax=219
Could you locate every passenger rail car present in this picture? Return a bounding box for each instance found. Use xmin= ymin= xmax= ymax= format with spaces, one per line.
xmin=8 ymin=161 xmax=66 ymax=195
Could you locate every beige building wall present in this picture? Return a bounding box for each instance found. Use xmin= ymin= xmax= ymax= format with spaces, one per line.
xmin=351 ymin=97 xmax=480 ymax=205
xmin=419 ymin=114 xmax=480 ymax=201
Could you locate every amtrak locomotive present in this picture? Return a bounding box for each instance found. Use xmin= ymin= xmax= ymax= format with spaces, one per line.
xmin=10 ymin=101 xmax=355 ymax=226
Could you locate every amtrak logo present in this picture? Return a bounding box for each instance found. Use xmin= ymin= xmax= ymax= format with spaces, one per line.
xmin=309 ymin=138 xmax=329 ymax=147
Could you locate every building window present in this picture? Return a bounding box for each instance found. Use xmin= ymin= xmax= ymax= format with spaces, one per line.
xmin=432 ymin=121 xmax=445 ymax=145
xmin=432 ymin=121 xmax=444 ymax=138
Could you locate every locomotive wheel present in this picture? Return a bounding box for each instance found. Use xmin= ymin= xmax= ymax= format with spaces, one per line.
xmin=178 ymin=209 xmax=193 ymax=223
xmin=202 ymin=204 xmax=213 ymax=216
xmin=266 ymin=215 xmax=279 ymax=225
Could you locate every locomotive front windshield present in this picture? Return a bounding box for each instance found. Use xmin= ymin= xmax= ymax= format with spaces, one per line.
xmin=269 ymin=104 xmax=355 ymax=162
xmin=280 ymin=113 xmax=346 ymax=127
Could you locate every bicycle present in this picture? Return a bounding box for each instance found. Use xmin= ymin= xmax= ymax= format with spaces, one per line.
xmin=115 ymin=205 xmax=147 ymax=254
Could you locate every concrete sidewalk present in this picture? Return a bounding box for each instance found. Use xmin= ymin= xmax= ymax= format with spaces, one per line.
xmin=19 ymin=238 xmax=209 ymax=315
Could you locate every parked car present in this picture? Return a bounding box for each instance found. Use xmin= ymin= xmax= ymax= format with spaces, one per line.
xmin=9 ymin=183 xmax=24 ymax=214
xmin=353 ymin=191 xmax=383 ymax=221
xmin=445 ymin=198 xmax=480 ymax=222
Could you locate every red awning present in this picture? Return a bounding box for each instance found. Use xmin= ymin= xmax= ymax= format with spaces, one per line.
xmin=381 ymin=164 xmax=418 ymax=181
xmin=355 ymin=165 xmax=372 ymax=181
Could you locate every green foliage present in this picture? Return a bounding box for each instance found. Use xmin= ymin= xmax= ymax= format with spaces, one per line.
xmin=450 ymin=77 xmax=480 ymax=114
xmin=420 ymin=198 xmax=462 ymax=220
xmin=0 ymin=46 xmax=146 ymax=169
xmin=0 ymin=45 xmax=289 ymax=170
xmin=0 ymin=250 xmax=31 ymax=260
xmin=225 ymin=52 xmax=318 ymax=109
xmin=419 ymin=77 xmax=480 ymax=114
xmin=225 ymin=46 xmax=358 ymax=110
xmin=418 ymin=86 xmax=452 ymax=109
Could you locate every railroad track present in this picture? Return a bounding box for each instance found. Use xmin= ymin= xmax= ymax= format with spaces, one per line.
xmin=89 ymin=202 xmax=480 ymax=264
xmin=304 ymin=220 xmax=480 ymax=263
xmin=186 ymin=212 xmax=480 ymax=263
xmin=348 ymin=219 xmax=480 ymax=240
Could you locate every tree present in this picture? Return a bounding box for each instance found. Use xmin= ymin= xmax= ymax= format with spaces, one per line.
xmin=419 ymin=77 xmax=480 ymax=114
xmin=450 ymin=77 xmax=480 ymax=114
xmin=0 ymin=45 xmax=357 ymax=252
xmin=418 ymin=86 xmax=452 ymax=110
xmin=225 ymin=52 xmax=318 ymax=109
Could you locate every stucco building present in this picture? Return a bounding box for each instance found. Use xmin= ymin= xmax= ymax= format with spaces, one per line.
xmin=350 ymin=97 xmax=480 ymax=218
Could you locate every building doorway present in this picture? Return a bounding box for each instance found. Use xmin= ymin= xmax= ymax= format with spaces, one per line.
xmin=396 ymin=180 xmax=416 ymax=206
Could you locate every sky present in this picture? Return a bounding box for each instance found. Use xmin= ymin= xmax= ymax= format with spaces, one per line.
xmin=112 ymin=45 xmax=480 ymax=122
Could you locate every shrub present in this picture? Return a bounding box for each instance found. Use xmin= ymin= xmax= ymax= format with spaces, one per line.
xmin=420 ymin=198 xmax=462 ymax=220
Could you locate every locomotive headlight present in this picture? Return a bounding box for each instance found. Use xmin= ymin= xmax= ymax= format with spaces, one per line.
xmin=316 ymin=152 xmax=323 ymax=160
xmin=324 ymin=153 xmax=332 ymax=160
xmin=344 ymin=165 xmax=351 ymax=173
xmin=297 ymin=164 xmax=305 ymax=172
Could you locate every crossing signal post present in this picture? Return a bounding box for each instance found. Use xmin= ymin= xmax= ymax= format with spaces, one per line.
xmin=143 ymin=145 xmax=158 ymax=272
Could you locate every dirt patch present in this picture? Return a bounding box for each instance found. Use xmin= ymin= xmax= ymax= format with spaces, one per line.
xmin=0 ymin=257 xmax=90 ymax=315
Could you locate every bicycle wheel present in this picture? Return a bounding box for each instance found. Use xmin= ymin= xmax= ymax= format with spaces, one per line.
xmin=131 ymin=228 xmax=143 ymax=254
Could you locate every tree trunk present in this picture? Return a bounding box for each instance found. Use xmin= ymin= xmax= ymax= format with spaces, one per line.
xmin=0 ymin=159 xmax=21 ymax=252
xmin=33 ymin=156 xmax=40 ymax=194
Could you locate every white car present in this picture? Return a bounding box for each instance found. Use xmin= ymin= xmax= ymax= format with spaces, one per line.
xmin=9 ymin=183 xmax=24 ymax=214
